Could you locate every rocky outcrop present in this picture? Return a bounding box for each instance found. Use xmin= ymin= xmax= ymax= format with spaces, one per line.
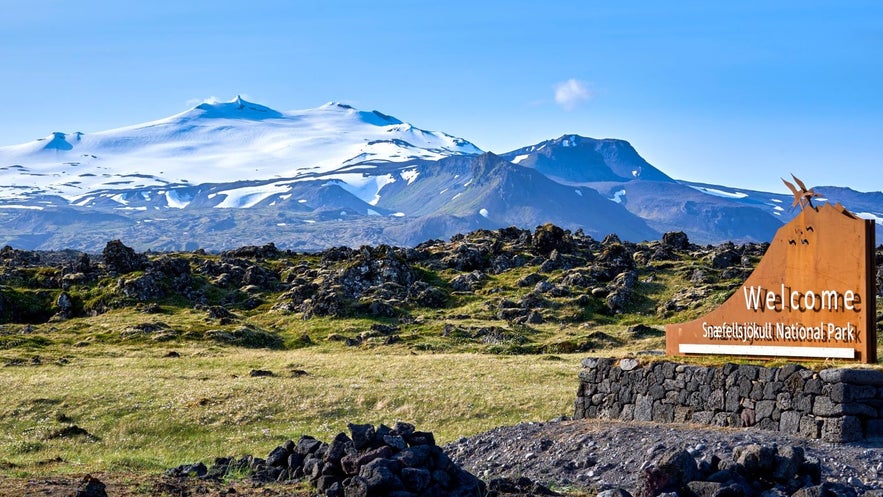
xmin=102 ymin=240 xmax=147 ymax=274
xmin=0 ymin=226 xmax=796 ymax=329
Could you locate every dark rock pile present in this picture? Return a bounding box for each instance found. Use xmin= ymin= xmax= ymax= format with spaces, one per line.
xmin=632 ymin=443 xmax=853 ymax=497
xmin=167 ymin=422 xmax=486 ymax=497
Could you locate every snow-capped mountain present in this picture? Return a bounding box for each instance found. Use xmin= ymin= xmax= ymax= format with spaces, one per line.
xmin=0 ymin=97 xmax=881 ymax=252
xmin=370 ymin=152 xmax=659 ymax=242
xmin=501 ymin=135 xmax=674 ymax=184
xmin=0 ymin=96 xmax=480 ymax=207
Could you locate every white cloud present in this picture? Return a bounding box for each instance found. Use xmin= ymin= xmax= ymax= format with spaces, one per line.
xmin=554 ymin=79 xmax=592 ymax=111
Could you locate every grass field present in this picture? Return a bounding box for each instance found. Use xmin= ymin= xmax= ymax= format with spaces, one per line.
xmin=0 ymin=344 xmax=591 ymax=477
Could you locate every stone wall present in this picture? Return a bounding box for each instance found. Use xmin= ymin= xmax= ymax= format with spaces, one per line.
xmin=574 ymin=357 xmax=883 ymax=443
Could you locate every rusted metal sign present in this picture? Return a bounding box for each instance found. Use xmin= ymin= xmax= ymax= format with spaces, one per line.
xmin=666 ymin=177 xmax=877 ymax=363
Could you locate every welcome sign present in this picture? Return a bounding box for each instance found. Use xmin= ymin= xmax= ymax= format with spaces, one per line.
xmin=666 ymin=180 xmax=877 ymax=363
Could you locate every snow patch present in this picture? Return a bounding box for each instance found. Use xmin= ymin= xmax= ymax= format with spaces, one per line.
xmin=611 ymin=189 xmax=626 ymax=204
xmin=856 ymin=212 xmax=883 ymax=225
xmin=479 ymin=208 xmax=489 ymax=218
xmin=165 ymin=190 xmax=190 ymax=209
xmin=332 ymin=173 xmax=396 ymax=204
xmin=574 ymin=189 xmax=582 ymax=197
xmin=391 ymin=212 xmax=405 ymax=217
xmin=214 ymin=183 xmax=292 ymax=208
xmin=511 ymin=154 xmax=530 ymax=164
xmin=771 ymin=198 xmax=782 ymax=203
xmin=400 ymin=168 xmax=420 ymax=185
xmin=689 ymin=185 xmax=748 ymax=199
xmin=0 ymin=204 xmax=44 ymax=210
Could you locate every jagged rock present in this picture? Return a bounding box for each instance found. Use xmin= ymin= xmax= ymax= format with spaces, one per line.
xmin=606 ymin=270 xmax=638 ymax=313
xmin=102 ymin=240 xmax=147 ymax=274
xmin=533 ymin=223 xmax=573 ymax=256
xmin=710 ymin=248 xmax=741 ymax=269
xmin=55 ymin=291 xmax=74 ymax=319
xmin=637 ymin=449 xmax=698 ymax=497
xmin=597 ymin=242 xmax=634 ymax=273
xmin=487 ymin=476 xmax=561 ymax=496
xmin=348 ymin=423 xmax=376 ymax=451
xmin=302 ymin=245 xmax=417 ymax=318
xmin=118 ymin=273 xmax=165 ymax=302
xmin=407 ymin=280 xmax=447 ymax=307
xmin=690 ymin=269 xmax=710 ymax=284
xmin=450 ymin=271 xmax=486 ymax=292
xmin=205 ymin=305 xmax=237 ymax=322
xmin=443 ymin=242 xmax=491 ymax=271
xmin=657 ymin=286 xmax=712 ymax=316
xmin=222 ymin=242 xmax=281 ymax=259
xmin=534 ymin=280 xmax=555 ymax=294
xmin=241 ymin=264 xmax=278 ymax=290
xmin=661 ymin=231 xmax=690 ymax=251
xmin=517 ymin=273 xmax=546 ymax=287
xmin=0 ymin=245 xmax=41 ymax=267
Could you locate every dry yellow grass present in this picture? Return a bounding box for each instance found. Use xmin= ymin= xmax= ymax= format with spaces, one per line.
xmin=0 ymin=347 xmax=582 ymax=476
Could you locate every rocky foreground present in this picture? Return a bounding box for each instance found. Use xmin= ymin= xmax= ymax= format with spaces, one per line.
xmin=37 ymin=418 xmax=883 ymax=497
xmin=162 ymin=418 xmax=883 ymax=497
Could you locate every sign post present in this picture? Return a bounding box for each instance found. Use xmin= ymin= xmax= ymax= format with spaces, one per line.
xmin=666 ymin=177 xmax=877 ymax=363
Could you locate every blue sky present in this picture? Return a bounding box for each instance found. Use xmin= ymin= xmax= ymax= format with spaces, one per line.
xmin=1 ymin=0 xmax=881 ymax=192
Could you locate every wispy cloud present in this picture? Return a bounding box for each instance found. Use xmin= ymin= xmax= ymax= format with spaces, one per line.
xmin=554 ymin=79 xmax=592 ymax=111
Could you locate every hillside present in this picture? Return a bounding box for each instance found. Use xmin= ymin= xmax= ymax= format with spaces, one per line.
xmin=0 ymin=226 xmax=770 ymax=353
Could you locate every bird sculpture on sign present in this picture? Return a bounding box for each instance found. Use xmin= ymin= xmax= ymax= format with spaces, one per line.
xmin=782 ymin=174 xmax=822 ymax=210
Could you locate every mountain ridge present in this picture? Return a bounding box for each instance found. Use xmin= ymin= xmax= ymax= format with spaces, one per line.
xmin=0 ymin=97 xmax=880 ymax=251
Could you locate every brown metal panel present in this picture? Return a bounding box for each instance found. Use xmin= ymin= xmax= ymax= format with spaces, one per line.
xmin=666 ymin=203 xmax=877 ymax=363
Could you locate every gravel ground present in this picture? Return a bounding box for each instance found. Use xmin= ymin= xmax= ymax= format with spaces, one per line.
xmin=446 ymin=418 xmax=883 ymax=494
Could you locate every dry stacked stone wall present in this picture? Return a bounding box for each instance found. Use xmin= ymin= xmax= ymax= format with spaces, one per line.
xmin=574 ymin=357 xmax=883 ymax=443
